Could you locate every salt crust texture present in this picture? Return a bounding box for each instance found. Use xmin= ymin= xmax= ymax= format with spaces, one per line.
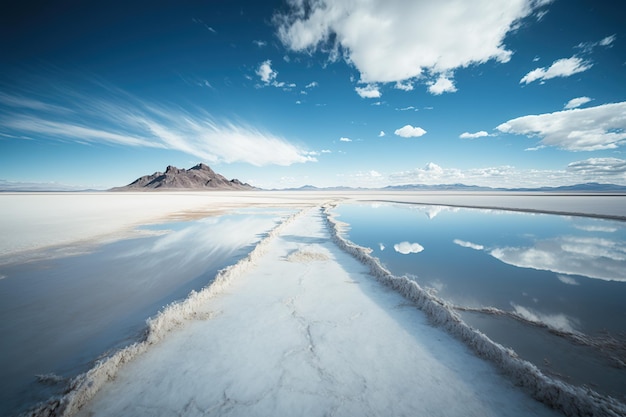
xmin=25 ymin=208 xmax=311 ymax=417
xmin=322 ymin=203 xmax=626 ymax=417
xmin=22 ymin=202 xmax=626 ymax=417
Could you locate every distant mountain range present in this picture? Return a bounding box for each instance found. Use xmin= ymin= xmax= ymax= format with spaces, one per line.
xmin=2 ymin=167 xmax=626 ymax=193
xmin=281 ymin=182 xmax=626 ymax=193
xmin=110 ymin=163 xmax=256 ymax=191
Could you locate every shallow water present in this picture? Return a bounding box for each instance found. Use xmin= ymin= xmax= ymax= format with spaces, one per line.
xmin=333 ymin=203 xmax=626 ymax=402
xmin=0 ymin=208 xmax=293 ymax=417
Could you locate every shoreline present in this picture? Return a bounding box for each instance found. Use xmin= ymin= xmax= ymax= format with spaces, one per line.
xmin=3 ymin=195 xmax=624 ymax=416
xmin=2 ymin=191 xmax=625 ymax=262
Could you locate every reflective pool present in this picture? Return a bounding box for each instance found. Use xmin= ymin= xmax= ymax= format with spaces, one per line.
xmin=333 ymin=203 xmax=626 ymax=401
xmin=0 ymin=208 xmax=294 ymax=417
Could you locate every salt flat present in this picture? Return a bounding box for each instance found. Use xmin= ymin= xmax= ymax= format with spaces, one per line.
xmin=3 ymin=191 xmax=625 ymax=416
xmin=76 ymin=208 xmax=559 ymax=417
xmin=2 ymin=191 xmax=625 ymax=262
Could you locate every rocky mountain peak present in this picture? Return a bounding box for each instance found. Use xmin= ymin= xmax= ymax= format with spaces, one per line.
xmin=110 ymin=163 xmax=256 ymax=191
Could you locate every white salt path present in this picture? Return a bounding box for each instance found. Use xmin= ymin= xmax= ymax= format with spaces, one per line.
xmin=77 ymin=208 xmax=560 ymax=417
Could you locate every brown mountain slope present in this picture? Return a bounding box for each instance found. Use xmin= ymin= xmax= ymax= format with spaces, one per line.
xmin=110 ymin=164 xmax=256 ymax=191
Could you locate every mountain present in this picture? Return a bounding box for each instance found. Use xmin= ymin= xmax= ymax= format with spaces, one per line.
xmin=382 ymin=182 xmax=626 ymax=193
xmin=110 ymin=163 xmax=256 ymax=191
xmin=0 ymin=180 xmax=95 ymax=192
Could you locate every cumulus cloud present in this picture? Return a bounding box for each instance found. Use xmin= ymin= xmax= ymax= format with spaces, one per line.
xmin=355 ymin=84 xmax=381 ymax=98
xmin=395 ymin=81 xmax=414 ymax=91
xmin=256 ymin=60 xmax=278 ymax=84
xmin=378 ymin=130 xmax=385 ymax=137
xmin=428 ymin=75 xmax=457 ymax=95
xmin=305 ymin=81 xmax=318 ymax=89
xmin=453 ymin=239 xmax=484 ymax=251
xmin=276 ymin=0 xmax=550 ymax=92
xmin=564 ymin=96 xmax=592 ymax=109
xmin=567 ymin=158 xmax=626 ymax=176
xmin=520 ymin=56 xmax=592 ymax=84
xmin=253 ymin=40 xmax=267 ymax=48
xmin=496 ymin=102 xmax=626 ymax=151
xmin=0 ymin=88 xmax=315 ymax=167
xmin=394 ymin=125 xmax=427 ymax=138
xmin=394 ymin=241 xmax=424 ymax=255
xmin=460 ymin=131 xmax=489 ymax=139
xmin=339 ymin=137 xmax=352 ymax=142
xmin=388 ymin=159 xmax=626 ymax=188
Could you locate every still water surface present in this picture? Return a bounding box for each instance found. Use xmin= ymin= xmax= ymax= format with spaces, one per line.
xmin=333 ymin=203 xmax=626 ymax=402
xmin=0 ymin=208 xmax=293 ymax=417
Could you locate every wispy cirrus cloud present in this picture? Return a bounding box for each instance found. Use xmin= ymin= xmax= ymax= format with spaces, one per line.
xmin=0 ymin=84 xmax=315 ymax=166
xmin=564 ymin=96 xmax=592 ymax=109
xmin=520 ymin=56 xmax=592 ymax=84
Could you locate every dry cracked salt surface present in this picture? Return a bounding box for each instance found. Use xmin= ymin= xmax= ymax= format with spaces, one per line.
xmin=72 ymin=208 xmax=562 ymax=417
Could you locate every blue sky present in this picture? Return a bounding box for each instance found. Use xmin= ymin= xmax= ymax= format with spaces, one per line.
xmin=1 ymin=0 xmax=625 ymax=189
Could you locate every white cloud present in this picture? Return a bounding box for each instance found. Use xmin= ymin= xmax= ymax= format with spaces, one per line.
xmin=0 ymin=89 xmax=315 ymax=167
xmin=564 ymin=96 xmax=592 ymax=109
xmin=395 ymin=81 xmax=414 ymax=91
xmin=339 ymin=137 xmax=352 ymax=142
xmin=567 ymin=158 xmax=626 ymax=177
xmin=453 ymin=239 xmax=484 ymax=251
xmin=378 ymin=130 xmax=385 ymax=137
xmin=276 ymin=0 xmax=549 ymax=91
xmin=256 ymin=60 xmax=278 ymax=84
xmin=460 ymin=131 xmax=489 ymax=139
xmin=388 ymin=158 xmax=626 ymax=188
xmin=321 ymin=149 xmax=332 ymax=153
xmin=369 ymin=170 xmax=382 ymax=177
xmin=396 ymin=106 xmax=417 ymax=111
xmin=394 ymin=125 xmax=427 ymax=138
xmin=599 ymin=34 xmax=616 ymax=47
xmin=305 ymin=81 xmax=318 ymax=88
xmin=578 ymin=34 xmax=616 ymax=53
xmin=253 ymin=40 xmax=267 ymax=48
xmin=355 ymin=84 xmax=381 ymax=98
xmin=428 ymin=75 xmax=457 ymax=95
xmin=394 ymin=241 xmax=424 ymax=255
xmin=520 ymin=56 xmax=592 ymax=84
xmin=496 ymin=102 xmax=626 ymax=151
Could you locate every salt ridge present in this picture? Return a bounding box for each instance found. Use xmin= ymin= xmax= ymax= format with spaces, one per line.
xmin=322 ymin=203 xmax=626 ymax=417
xmin=24 ymin=208 xmax=313 ymax=417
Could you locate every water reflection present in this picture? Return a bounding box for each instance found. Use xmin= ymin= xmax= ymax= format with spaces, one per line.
xmin=0 ymin=209 xmax=292 ymax=417
xmin=490 ymin=235 xmax=626 ymax=282
xmin=393 ymin=241 xmax=424 ymax=254
xmin=333 ymin=202 xmax=626 ymax=401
